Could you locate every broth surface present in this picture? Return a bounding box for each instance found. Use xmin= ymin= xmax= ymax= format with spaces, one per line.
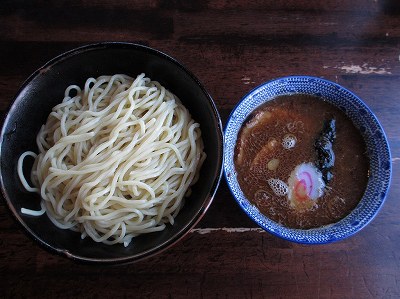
xmin=234 ymin=94 xmax=369 ymax=229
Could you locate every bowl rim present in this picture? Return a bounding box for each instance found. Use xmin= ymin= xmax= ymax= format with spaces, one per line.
xmin=223 ymin=75 xmax=392 ymax=244
xmin=0 ymin=42 xmax=224 ymax=263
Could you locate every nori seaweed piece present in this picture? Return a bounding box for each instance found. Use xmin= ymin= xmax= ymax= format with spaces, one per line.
xmin=315 ymin=119 xmax=336 ymax=183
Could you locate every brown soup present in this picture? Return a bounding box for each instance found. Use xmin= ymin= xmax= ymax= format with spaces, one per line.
xmin=234 ymin=94 xmax=369 ymax=229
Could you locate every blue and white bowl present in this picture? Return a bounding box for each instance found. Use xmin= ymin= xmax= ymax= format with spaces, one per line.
xmin=224 ymin=76 xmax=392 ymax=244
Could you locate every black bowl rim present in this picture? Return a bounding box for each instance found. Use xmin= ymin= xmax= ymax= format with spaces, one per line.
xmin=0 ymin=42 xmax=224 ymax=264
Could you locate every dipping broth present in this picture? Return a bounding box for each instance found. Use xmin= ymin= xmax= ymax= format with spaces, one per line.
xmin=234 ymin=94 xmax=369 ymax=229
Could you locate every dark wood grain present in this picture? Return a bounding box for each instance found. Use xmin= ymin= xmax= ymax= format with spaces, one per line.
xmin=1 ymin=1 xmax=400 ymax=298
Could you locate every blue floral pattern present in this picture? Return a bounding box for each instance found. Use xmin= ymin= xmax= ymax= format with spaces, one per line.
xmin=224 ymin=76 xmax=392 ymax=244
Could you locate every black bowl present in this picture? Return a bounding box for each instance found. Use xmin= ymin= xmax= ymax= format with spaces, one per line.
xmin=0 ymin=42 xmax=223 ymax=264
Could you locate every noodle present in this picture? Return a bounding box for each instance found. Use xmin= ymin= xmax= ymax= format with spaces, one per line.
xmin=17 ymin=73 xmax=205 ymax=246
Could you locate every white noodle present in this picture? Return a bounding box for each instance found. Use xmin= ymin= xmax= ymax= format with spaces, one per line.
xmin=17 ymin=73 xmax=205 ymax=246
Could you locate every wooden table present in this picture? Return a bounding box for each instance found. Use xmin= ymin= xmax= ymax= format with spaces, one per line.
xmin=1 ymin=1 xmax=399 ymax=298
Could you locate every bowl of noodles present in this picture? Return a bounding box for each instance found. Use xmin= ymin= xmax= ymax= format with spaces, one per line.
xmin=0 ymin=42 xmax=223 ymax=263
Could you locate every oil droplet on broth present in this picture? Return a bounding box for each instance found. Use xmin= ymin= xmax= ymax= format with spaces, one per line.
xmin=267 ymin=178 xmax=289 ymax=196
xmin=282 ymin=134 xmax=297 ymax=149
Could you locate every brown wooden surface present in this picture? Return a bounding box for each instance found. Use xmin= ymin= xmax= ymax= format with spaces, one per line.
xmin=1 ymin=1 xmax=400 ymax=298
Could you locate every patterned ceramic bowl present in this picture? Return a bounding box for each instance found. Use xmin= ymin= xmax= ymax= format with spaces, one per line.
xmin=224 ymin=76 xmax=391 ymax=244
